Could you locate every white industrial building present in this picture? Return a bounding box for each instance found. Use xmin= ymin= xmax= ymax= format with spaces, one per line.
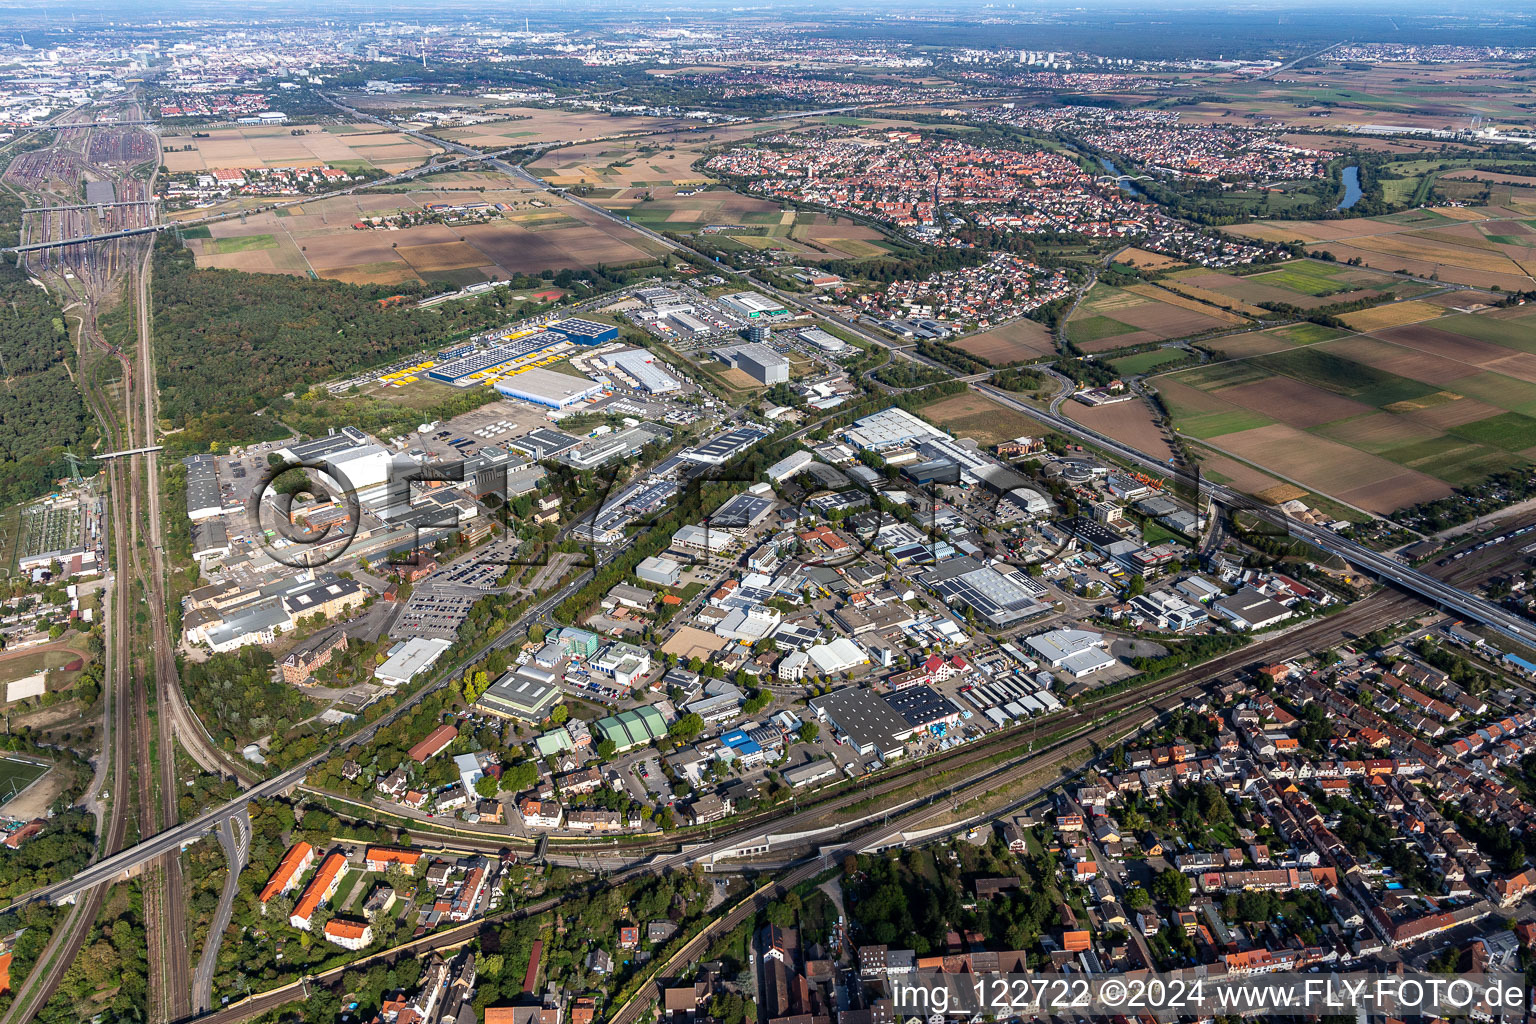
xmin=807 ymin=636 xmax=870 ymax=675
xmin=766 ymin=450 xmax=815 ymax=483
xmin=1025 ymin=628 xmax=1117 ymax=678
xmin=715 ymin=343 xmax=790 ymax=385
xmin=843 ymin=406 xmax=945 ymax=452
xmin=494 ymin=367 xmax=605 ymax=409
xmin=719 ymin=291 xmax=787 ymax=318
xmin=1001 ymin=487 xmax=1054 ymax=518
xmin=375 ymin=637 xmax=454 ymax=686
xmin=599 ymin=349 xmax=681 ymax=394
xmin=797 ymin=327 xmax=851 ymax=355
xmin=714 ymin=606 xmax=783 ymax=642
xmin=636 ymin=555 xmax=682 ymax=587
xmin=672 ymin=523 xmax=737 ymax=554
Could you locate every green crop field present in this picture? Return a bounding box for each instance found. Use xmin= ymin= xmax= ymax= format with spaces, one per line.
xmin=1176 ymin=408 xmax=1274 ymax=439
xmin=1252 ymin=348 xmax=1437 ymax=407
xmin=1270 ymin=323 xmax=1348 ymax=345
xmin=1175 ymin=360 xmax=1271 ymax=391
xmin=1066 ymin=315 xmax=1136 ymax=344
xmin=1435 ymin=314 xmax=1536 ymax=354
xmin=1249 ymin=261 xmax=1349 ymax=296
xmin=206 ymin=234 xmax=279 ymax=255
xmin=1451 ymin=372 xmax=1536 ymax=416
xmin=1379 ymin=437 xmax=1522 ymax=486
xmin=1449 ymin=411 xmax=1536 ymax=451
xmin=1109 ymin=348 xmax=1187 ymax=375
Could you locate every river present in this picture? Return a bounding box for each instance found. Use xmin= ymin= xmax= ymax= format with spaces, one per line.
xmin=1099 ymin=157 xmax=1143 ymax=197
xmin=1337 ymin=165 xmax=1362 ymax=210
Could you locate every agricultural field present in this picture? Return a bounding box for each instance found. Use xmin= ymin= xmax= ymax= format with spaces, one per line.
xmin=1117 ymin=248 xmax=1186 ymax=271
xmin=1064 ymin=282 xmax=1247 ymax=352
xmin=1225 ymin=202 xmax=1536 ymax=291
xmin=1108 ymin=347 xmax=1190 ymax=375
xmin=529 ymin=137 xmax=715 ymax=188
xmin=1064 ymin=396 xmax=1179 ymax=464
xmin=586 ymin=185 xmax=894 ymax=262
xmin=1339 ymin=300 xmax=1445 ymax=332
xmin=918 ymin=391 xmax=1046 ymax=447
xmin=421 ymin=106 xmax=690 ymax=148
xmin=160 ymin=122 xmax=443 ymax=174
xmin=954 ymin=318 xmax=1056 ymax=364
xmin=181 ymin=185 xmax=669 ymax=285
xmin=1159 ymin=304 xmax=1536 ymax=511
xmin=1167 ymin=260 xmax=1416 ymax=312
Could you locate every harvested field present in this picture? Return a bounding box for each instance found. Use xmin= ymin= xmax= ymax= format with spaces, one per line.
xmin=1443 ymin=169 xmax=1536 ymax=186
xmin=1433 ymin=312 xmax=1536 ymax=354
xmin=1125 ymin=283 xmax=1252 ymax=323
xmin=1065 ymin=398 xmax=1178 ymax=464
xmin=1203 ymin=422 xmax=1450 ymax=513
xmin=1118 ymin=248 xmax=1185 ymax=270
xmin=1216 ymin=377 xmax=1375 ymax=429
xmin=1066 ymin=284 xmax=1238 ymax=351
xmin=1340 ymin=301 xmax=1444 ymax=332
xmin=1324 ymin=335 xmax=1479 ymax=387
xmin=1204 ymin=333 xmax=1295 ymax=360
xmin=1226 ymin=210 xmax=1536 ymax=290
xmin=188 ymin=185 xmax=665 ymax=282
xmin=1311 ymin=412 xmax=1444 ymax=453
xmin=954 ymin=319 xmax=1055 ymax=364
xmin=1195 ymin=451 xmax=1286 ymax=495
xmin=919 ymin=391 xmax=1047 ymax=446
xmin=438 ymin=107 xmax=686 ymax=149
xmin=1373 ymin=324 xmax=1536 ymax=383
xmin=161 ymin=122 xmax=442 ymax=173
xmin=532 ymin=138 xmax=713 ymax=187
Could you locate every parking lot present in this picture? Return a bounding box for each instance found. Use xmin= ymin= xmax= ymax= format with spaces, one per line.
xmin=390 ymin=589 xmax=479 ymax=640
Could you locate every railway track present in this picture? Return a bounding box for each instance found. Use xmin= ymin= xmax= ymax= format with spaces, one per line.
xmin=0 ymin=97 xmax=205 ymax=1024
xmin=0 ymin=279 xmax=140 ymax=1024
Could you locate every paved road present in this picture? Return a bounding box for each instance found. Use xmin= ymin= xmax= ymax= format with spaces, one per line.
xmin=192 ymin=807 xmax=250 ymax=1014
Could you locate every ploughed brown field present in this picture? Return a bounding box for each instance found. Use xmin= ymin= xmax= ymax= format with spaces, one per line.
xmin=954 ymin=319 xmax=1056 ymax=364
xmin=1064 ymin=397 xmax=1179 ymax=465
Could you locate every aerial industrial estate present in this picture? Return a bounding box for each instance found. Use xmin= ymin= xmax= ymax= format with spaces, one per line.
xmin=2 ymin=3 xmax=1536 ymax=1024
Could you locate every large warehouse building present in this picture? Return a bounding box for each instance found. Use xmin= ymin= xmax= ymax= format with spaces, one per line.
xmin=715 ymin=343 xmax=789 ymax=385
xmin=546 ymin=318 xmax=619 ymax=345
xmin=494 ymin=367 xmax=605 ymax=409
xmin=600 ymin=348 xmax=681 ymax=394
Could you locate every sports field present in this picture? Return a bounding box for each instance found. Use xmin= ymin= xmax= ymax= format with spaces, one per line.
xmin=0 ymin=757 xmax=46 ymax=798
